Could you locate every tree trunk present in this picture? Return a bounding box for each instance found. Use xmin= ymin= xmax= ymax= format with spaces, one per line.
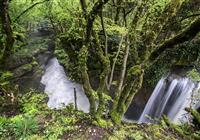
xmin=114 ymin=0 xmax=122 ymax=24
xmin=110 ymin=65 xmax=144 ymax=124
xmin=94 ymin=33 xmax=110 ymax=118
xmin=0 ymin=0 xmax=14 ymax=68
xmin=78 ymin=45 xmax=97 ymax=115
xmin=79 ymin=0 xmax=110 ymax=115
xmin=110 ymin=36 xmax=130 ymax=124
xmin=108 ymin=35 xmax=123 ymax=89
xmin=80 ymin=0 xmax=88 ymax=19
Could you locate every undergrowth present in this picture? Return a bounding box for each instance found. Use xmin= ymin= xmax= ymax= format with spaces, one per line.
xmin=0 ymin=90 xmax=199 ymax=140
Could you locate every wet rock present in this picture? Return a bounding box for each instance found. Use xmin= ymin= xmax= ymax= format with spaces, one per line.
xmin=13 ymin=63 xmax=34 ymax=78
xmin=6 ymin=55 xmax=33 ymax=70
xmin=9 ymin=31 xmax=55 ymax=93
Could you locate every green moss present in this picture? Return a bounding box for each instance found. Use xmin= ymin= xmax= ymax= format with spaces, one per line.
xmin=185 ymin=108 xmax=200 ymax=125
xmin=93 ymin=118 xmax=113 ymax=128
xmin=13 ymin=63 xmax=33 ymax=77
xmin=187 ymin=69 xmax=200 ymax=82
xmin=1 ymin=89 xmax=198 ymax=140
xmin=110 ymin=110 xmax=122 ymax=125
xmin=55 ymin=47 xmax=69 ymax=69
xmin=130 ymin=131 xmax=144 ymax=140
xmin=25 ymin=135 xmax=45 ymax=140
xmin=13 ymin=32 xmax=26 ymax=40
xmin=108 ymin=128 xmax=126 ymax=140
xmin=128 ymin=65 xmax=142 ymax=77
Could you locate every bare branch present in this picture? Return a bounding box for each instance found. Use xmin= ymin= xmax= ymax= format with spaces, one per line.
xmin=108 ymin=35 xmax=124 ymax=89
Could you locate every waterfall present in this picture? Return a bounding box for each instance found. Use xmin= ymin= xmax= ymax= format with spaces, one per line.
xmin=41 ymin=57 xmax=90 ymax=113
xmin=138 ymin=75 xmax=197 ymax=123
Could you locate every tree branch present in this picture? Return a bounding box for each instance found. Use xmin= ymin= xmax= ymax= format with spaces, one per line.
xmin=14 ymin=0 xmax=49 ymax=22
xmin=78 ymin=0 xmax=110 ymax=114
xmin=150 ymin=18 xmax=200 ymax=61
xmin=108 ymin=35 xmax=124 ymax=89
xmin=85 ymin=0 xmax=110 ymax=43
xmin=180 ymin=13 xmax=200 ymax=22
xmin=80 ymin=0 xmax=87 ymax=19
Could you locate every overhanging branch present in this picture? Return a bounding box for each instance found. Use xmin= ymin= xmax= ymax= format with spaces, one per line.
xmin=180 ymin=13 xmax=200 ymax=22
xmin=14 ymin=0 xmax=49 ymax=22
xmin=150 ymin=18 xmax=200 ymax=61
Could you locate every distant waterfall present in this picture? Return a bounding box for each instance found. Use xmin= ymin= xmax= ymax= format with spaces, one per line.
xmin=138 ymin=75 xmax=198 ymax=123
xmin=41 ymin=58 xmax=90 ymax=113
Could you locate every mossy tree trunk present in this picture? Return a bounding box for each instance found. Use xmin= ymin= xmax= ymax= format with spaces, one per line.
xmin=110 ymin=36 xmax=129 ymax=120
xmin=110 ymin=67 xmax=144 ymax=124
xmin=95 ymin=40 xmax=110 ymax=119
xmin=0 ymin=0 xmax=14 ymax=68
xmin=79 ymin=0 xmax=110 ymax=115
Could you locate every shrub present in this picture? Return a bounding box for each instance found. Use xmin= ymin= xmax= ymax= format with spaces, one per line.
xmin=10 ymin=115 xmax=39 ymax=139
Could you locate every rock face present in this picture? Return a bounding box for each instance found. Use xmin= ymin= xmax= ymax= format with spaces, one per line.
xmin=125 ymin=83 xmax=153 ymax=120
xmin=8 ymin=30 xmax=55 ymax=93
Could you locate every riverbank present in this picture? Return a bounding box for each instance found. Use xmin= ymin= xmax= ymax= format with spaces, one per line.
xmin=0 ymin=91 xmax=189 ymax=140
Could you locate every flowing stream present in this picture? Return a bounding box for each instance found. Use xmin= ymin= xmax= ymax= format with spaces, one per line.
xmin=41 ymin=57 xmax=199 ymax=123
xmin=138 ymin=75 xmax=199 ymax=123
xmin=41 ymin=57 xmax=90 ymax=113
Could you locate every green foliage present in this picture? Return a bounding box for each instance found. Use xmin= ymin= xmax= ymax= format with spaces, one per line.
xmin=108 ymin=128 xmax=127 ymax=140
xmin=0 ymin=117 xmax=10 ymax=138
xmin=93 ymin=118 xmax=113 ymax=128
xmin=0 ymin=71 xmax=19 ymax=106
xmin=163 ymin=115 xmax=200 ymax=140
xmin=101 ymin=18 xmax=127 ymax=36
xmin=0 ymin=71 xmax=13 ymax=87
xmin=130 ymin=131 xmax=144 ymax=140
xmin=44 ymin=121 xmax=66 ymax=139
xmin=44 ymin=0 xmax=84 ymax=35
xmin=55 ymin=46 xmax=69 ymax=70
xmin=10 ymin=0 xmax=46 ymax=30
xmin=187 ymin=69 xmax=200 ymax=82
xmin=25 ymin=135 xmax=45 ymax=140
xmin=20 ymin=90 xmax=48 ymax=115
xmin=128 ymin=65 xmax=142 ymax=76
xmin=0 ymin=89 xmax=197 ymax=140
xmin=110 ymin=110 xmax=122 ymax=125
xmin=0 ymin=1 xmax=200 ymax=140
xmin=0 ymin=115 xmax=39 ymax=139
xmin=10 ymin=115 xmax=39 ymax=138
xmin=0 ymin=90 xmax=93 ymax=139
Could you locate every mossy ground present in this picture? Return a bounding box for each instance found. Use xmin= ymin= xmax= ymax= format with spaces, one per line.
xmin=0 ymin=91 xmax=191 ymax=140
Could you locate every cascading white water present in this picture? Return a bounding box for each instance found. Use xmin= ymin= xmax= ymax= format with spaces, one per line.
xmin=137 ymin=77 xmax=167 ymax=123
xmin=41 ymin=57 xmax=90 ymax=113
xmin=138 ymin=76 xmax=197 ymax=123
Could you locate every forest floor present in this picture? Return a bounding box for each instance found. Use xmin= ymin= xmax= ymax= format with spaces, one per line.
xmin=0 ymin=92 xmax=187 ymax=140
